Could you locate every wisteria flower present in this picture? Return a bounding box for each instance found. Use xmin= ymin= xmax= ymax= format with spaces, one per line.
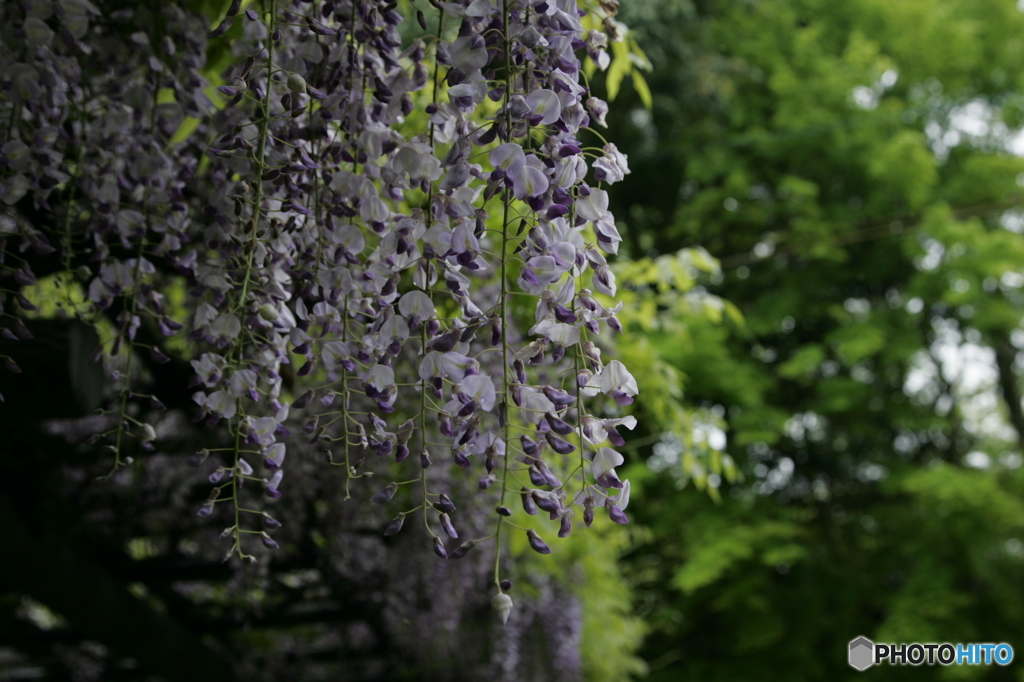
xmin=191 ymin=353 xmax=225 ymax=386
xmin=531 ymin=318 xmax=580 ymax=347
xmin=209 ymin=313 xmax=242 ymax=343
xmin=581 ymin=415 xmax=638 ymax=445
xmin=195 ymin=390 xmax=237 ymax=420
xmin=1 ymin=0 xmax=642 ymax=567
xmin=520 ymin=388 xmax=556 ymax=425
xmin=490 ymin=142 xmax=526 ymax=176
xmin=592 ymin=143 xmax=630 ymax=184
xmin=573 ymin=480 xmax=631 ymax=524
xmin=363 ymin=363 xmax=397 ymax=407
xmin=591 ymin=447 xmax=625 ymax=489
xmin=229 ymin=369 xmax=259 ymax=400
xmin=398 ymin=290 xmax=434 ymax=327
xmin=525 ymin=89 xmax=562 ymax=125
xmin=586 ymin=96 xmax=609 ymax=127
xmin=264 ymin=443 xmax=286 ymax=469
xmin=460 ymin=374 xmax=497 ymax=412
xmin=512 ymin=157 xmax=551 ymax=201
xmin=584 ymin=360 xmax=638 ymax=406
xmin=576 ymin=187 xmax=609 ymax=222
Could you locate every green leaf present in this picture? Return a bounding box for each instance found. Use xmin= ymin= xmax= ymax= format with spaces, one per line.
xmin=605 ymin=58 xmax=626 ymax=101
xmin=627 ymin=36 xmax=653 ymax=71
xmin=631 ymin=68 xmax=653 ymax=109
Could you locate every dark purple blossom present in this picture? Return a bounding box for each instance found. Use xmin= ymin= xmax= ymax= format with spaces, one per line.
xmin=527 ymin=529 xmax=552 ymax=555
xmin=383 ymin=513 xmax=405 ymax=536
xmin=439 ymin=512 xmax=458 ymax=539
xmin=435 ymin=494 xmax=457 ymax=514
xmin=371 ymin=482 xmax=399 ymax=504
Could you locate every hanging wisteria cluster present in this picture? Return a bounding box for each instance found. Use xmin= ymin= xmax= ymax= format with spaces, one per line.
xmin=0 ymin=0 xmax=636 ymax=623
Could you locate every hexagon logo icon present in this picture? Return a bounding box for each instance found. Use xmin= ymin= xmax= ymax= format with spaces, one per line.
xmin=849 ymin=636 xmax=874 ymax=671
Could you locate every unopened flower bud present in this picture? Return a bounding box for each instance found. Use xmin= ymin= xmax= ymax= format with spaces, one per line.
xmin=294 ymin=388 xmax=315 ymax=409
xmin=433 ymin=537 xmax=448 ymax=559
xmin=527 ymin=529 xmax=552 ymax=555
xmin=448 ymin=539 xmax=477 ymax=559
xmin=513 ymin=359 xmax=527 ymax=384
xmin=435 ymin=493 xmax=456 ymax=513
xmin=394 ymin=443 xmax=409 ymax=462
xmin=185 ymin=449 xmax=209 ymax=468
xmin=395 ymin=418 xmax=414 ymax=444
xmin=520 ymin=435 xmax=539 ymax=458
xmin=608 ymin=504 xmax=629 ymax=524
xmin=439 ymin=512 xmax=458 ymax=539
xmin=521 ymin=488 xmax=537 ymax=515
xmin=383 ymin=512 xmax=405 ymax=536
xmin=491 ymin=592 xmax=513 ymax=626
xmin=370 ymin=482 xmax=398 ymax=504
xmin=491 ymin=319 xmax=502 ymax=346
xmin=545 ymin=432 xmax=576 ymax=454
xmin=543 ymin=385 xmax=575 ymax=406
xmin=551 ymin=344 xmax=565 ymax=363
xmin=546 ymin=413 xmax=575 ymax=435
xmin=287 ymin=72 xmax=307 ymax=93
xmin=538 ymin=462 xmax=562 ymax=487
xmin=259 ymin=303 xmax=279 ymax=321
xmin=519 ymin=25 xmax=540 ymax=48
xmin=533 ymin=490 xmax=561 ymax=514
xmin=139 ymin=423 xmax=157 ymax=443
xmin=260 ymin=532 xmax=279 ymax=549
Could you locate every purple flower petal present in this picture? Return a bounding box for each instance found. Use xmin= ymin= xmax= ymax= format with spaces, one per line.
xmin=527 ymin=529 xmax=552 ymax=554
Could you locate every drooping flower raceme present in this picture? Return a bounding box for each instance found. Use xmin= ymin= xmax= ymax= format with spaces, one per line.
xmin=0 ymin=0 xmax=638 ymax=619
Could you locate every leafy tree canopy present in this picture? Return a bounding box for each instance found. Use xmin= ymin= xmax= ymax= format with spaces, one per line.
xmin=603 ymin=0 xmax=1024 ymax=679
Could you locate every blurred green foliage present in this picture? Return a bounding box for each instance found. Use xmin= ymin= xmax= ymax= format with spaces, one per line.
xmin=595 ymin=0 xmax=1024 ymax=678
